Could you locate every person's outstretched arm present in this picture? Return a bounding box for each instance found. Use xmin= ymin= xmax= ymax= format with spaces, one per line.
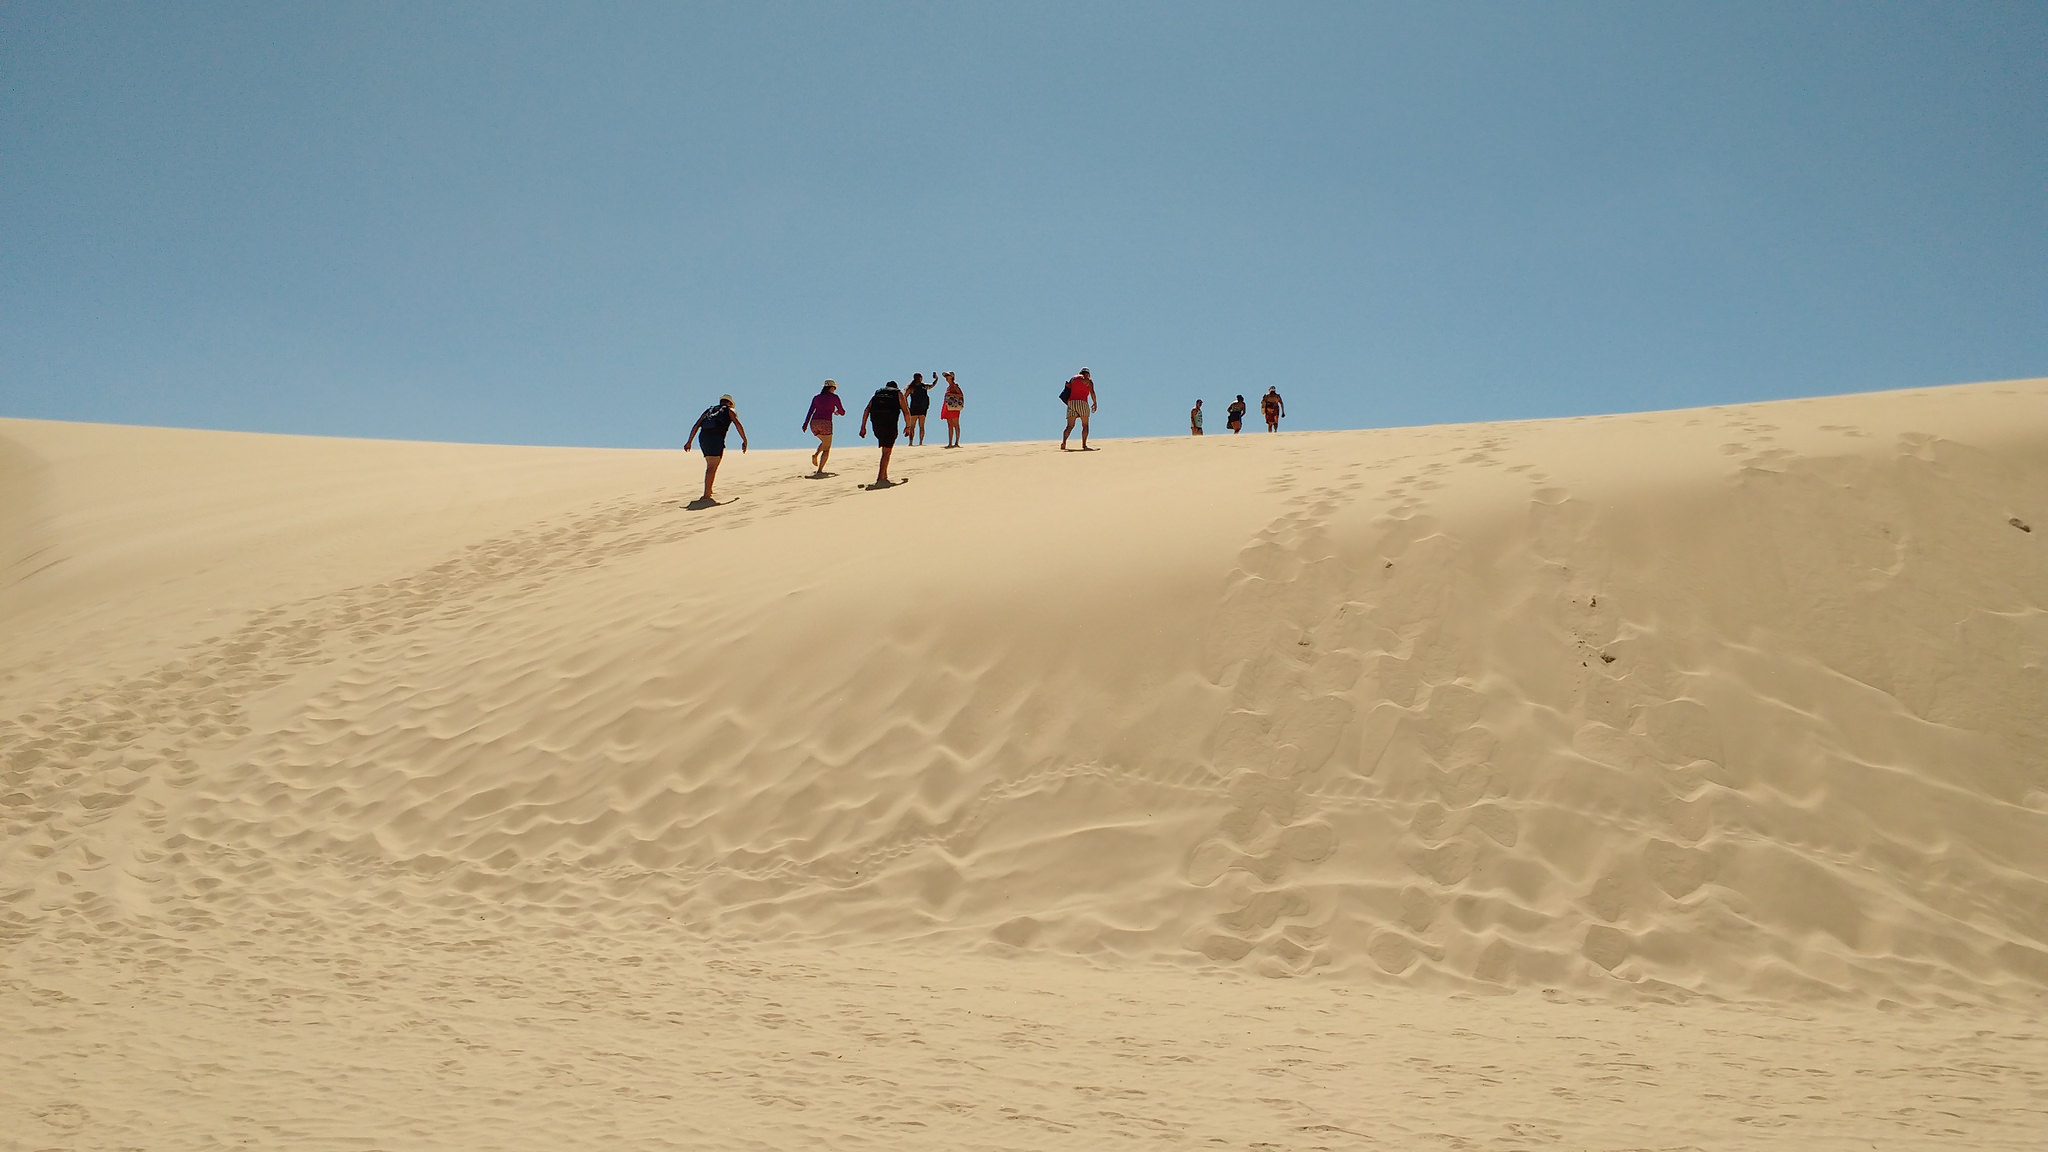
xmin=859 ymin=410 xmax=870 ymax=438
xmin=684 ymin=416 xmax=703 ymax=451
xmin=733 ymin=414 xmax=749 ymax=452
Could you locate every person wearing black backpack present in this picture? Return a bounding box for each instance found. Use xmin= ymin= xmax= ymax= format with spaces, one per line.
xmin=684 ymin=393 xmax=748 ymax=503
xmin=859 ymin=381 xmax=908 ymax=487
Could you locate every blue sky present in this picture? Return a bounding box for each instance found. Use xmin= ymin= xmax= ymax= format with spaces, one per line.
xmin=3 ymin=2 xmax=2042 ymax=449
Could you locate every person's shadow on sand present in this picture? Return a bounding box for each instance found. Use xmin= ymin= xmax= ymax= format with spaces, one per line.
xmin=684 ymin=496 xmax=726 ymax=510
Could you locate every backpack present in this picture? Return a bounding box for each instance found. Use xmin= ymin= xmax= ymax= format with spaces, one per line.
xmin=869 ymin=389 xmax=898 ymax=421
xmin=1059 ymin=384 xmax=1071 ymax=403
xmin=700 ymin=405 xmax=732 ymax=437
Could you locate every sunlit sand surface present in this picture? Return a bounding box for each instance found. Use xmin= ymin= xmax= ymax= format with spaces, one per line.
xmin=4 ymin=379 xmax=2046 ymax=1148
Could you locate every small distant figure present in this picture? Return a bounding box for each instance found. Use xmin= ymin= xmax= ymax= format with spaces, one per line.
xmin=940 ymin=371 xmax=964 ymax=447
xmin=1226 ymin=394 xmax=1247 ymax=434
xmin=905 ymin=373 xmax=933 ymax=446
xmin=1190 ymin=399 xmax=1204 ymax=436
xmin=1262 ymin=387 xmax=1285 ymax=432
xmin=1060 ymin=367 xmax=1097 ymax=451
xmin=802 ymin=380 xmax=845 ymax=476
xmin=860 ymin=380 xmax=908 ymax=486
xmin=684 ymin=393 xmax=748 ymax=502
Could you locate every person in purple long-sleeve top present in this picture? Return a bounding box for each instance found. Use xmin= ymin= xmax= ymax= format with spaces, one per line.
xmin=802 ymin=380 xmax=846 ymax=477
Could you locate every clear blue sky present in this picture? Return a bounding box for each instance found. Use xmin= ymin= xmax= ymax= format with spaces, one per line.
xmin=3 ymin=2 xmax=2042 ymax=449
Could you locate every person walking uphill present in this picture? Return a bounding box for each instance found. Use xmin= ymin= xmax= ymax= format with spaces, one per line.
xmin=1226 ymin=395 xmax=1247 ymax=434
xmin=801 ymin=380 xmax=845 ymax=476
xmin=1262 ymin=386 xmax=1286 ymax=432
xmin=684 ymin=394 xmax=748 ymax=503
xmin=860 ymin=380 xmax=909 ymax=487
xmin=1060 ymin=367 xmax=1098 ymax=451
xmin=1190 ymin=398 xmax=1204 ymax=435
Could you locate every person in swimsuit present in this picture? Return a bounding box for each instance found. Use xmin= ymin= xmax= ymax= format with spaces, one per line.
xmin=1226 ymin=394 xmax=1246 ymax=434
xmin=1060 ymin=367 xmax=1097 ymax=451
xmin=1190 ymin=398 xmax=1204 ymax=436
xmin=1262 ymin=387 xmax=1285 ymax=432
xmin=801 ymin=380 xmax=845 ymax=476
xmin=859 ymin=380 xmax=908 ymax=486
xmin=940 ymin=372 xmax=964 ymax=447
xmin=684 ymin=393 xmax=748 ymax=502
xmin=904 ymin=373 xmax=933 ymax=446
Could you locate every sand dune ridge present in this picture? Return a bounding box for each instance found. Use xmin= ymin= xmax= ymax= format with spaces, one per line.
xmin=4 ymin=381 xmax=2046 ymax=1008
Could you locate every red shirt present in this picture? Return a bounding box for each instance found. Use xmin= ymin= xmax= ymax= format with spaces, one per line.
xmin=1067 ymin=375 xmax=1093 ymax=403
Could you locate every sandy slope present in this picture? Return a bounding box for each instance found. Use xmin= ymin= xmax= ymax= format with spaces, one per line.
xmin=4 ymin=380 xmax=2047 ymax=1148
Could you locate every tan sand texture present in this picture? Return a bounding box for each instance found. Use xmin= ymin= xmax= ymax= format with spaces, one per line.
xmin=4 ymin=379 xmax=2047 ymax=1148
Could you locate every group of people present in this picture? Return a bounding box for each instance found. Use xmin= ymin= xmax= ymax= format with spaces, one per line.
xmin=822 ymin=370 xmax=966 ymax=487
xmin=1189 ymin=387 xmax=1285 ymax=435
xmin=684 ymin=370 xmax=967 ymax=499
xmin=681 ymin=370 xmax=1286 ymax=503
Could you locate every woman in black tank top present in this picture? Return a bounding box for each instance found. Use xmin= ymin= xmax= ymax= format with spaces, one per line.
xmin=904 ymin=373 xmax=933 ymax=446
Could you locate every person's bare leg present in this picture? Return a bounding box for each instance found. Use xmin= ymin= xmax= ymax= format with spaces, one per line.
xmin=702 ymin=455 xmax=722 ymax=500
xmin=1061 ymin=414 xmax=1075 ymax=450
xmin=816 ymin=438 xmax=831 ymax=474
xmin=1080 ymin=413 xmax=1090 ymax=449
xmin=877 ymin=444 xmax=894 ymax=485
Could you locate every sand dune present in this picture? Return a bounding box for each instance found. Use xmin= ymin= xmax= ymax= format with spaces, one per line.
xmin=5 ymin=380 xmax=2047 ymax=1148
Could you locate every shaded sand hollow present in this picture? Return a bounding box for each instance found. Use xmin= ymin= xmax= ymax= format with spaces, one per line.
xmin=3 ymin=379 xmax=2046 ymax=1149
